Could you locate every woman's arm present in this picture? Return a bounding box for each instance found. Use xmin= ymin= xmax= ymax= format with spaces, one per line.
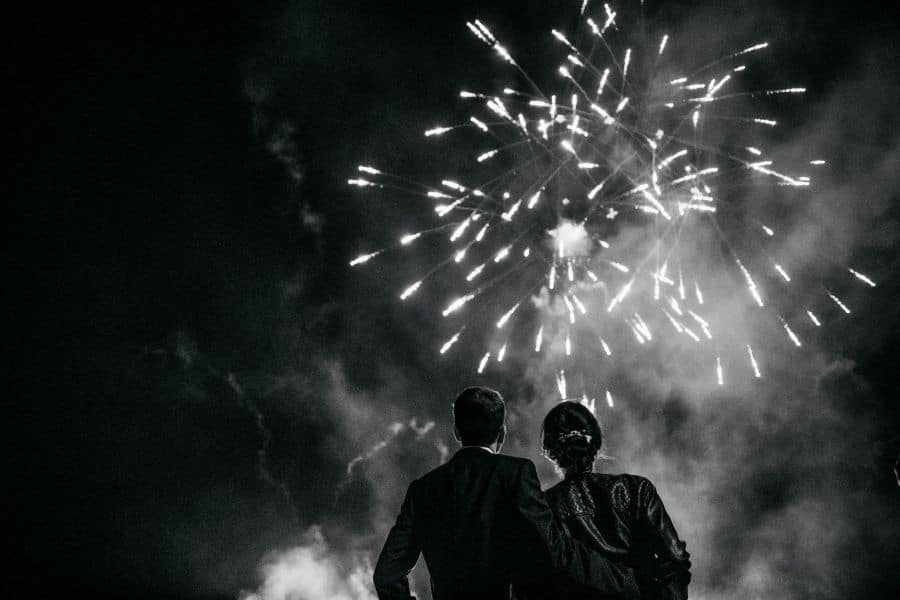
xmin=512 ymin=461 xmax=639 ymax=599
xmin=637 ymin=478 xmax=691 ymax=600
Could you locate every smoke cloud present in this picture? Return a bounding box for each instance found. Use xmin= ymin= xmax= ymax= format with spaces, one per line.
xmin=224 ymin=1 xmax=900 ymax=599
xmin=240 ymin=526 xmax=376 ymax=600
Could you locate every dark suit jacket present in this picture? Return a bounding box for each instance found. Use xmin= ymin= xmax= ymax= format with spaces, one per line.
xmin=373 ymin=447 xmax=638 ymax=600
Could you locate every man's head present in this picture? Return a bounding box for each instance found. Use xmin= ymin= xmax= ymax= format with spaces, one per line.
xmin=452 ymin=386 xmax=506 ymax=449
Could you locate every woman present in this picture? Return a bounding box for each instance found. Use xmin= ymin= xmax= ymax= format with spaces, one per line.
xmin=540 ymin=401 xmax=691 ymax=599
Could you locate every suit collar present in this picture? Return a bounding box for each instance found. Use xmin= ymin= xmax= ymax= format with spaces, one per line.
xmin=453 ymin=446 xmax=497 ymax=460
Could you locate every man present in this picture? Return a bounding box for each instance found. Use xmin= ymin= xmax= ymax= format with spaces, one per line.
xmin=373 ymin=387 xmax=638 ymax=600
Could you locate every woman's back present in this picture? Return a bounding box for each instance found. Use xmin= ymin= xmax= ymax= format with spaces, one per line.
xmin=545 ymin=473 xmax=691 ymax=599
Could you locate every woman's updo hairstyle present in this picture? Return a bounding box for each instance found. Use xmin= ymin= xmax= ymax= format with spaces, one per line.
xmin=541 ymin=401 xmax=603 ymax=479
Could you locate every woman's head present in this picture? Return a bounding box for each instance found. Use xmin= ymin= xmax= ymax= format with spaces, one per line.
xmin=541 ymin=401 xmax=603 ymax=478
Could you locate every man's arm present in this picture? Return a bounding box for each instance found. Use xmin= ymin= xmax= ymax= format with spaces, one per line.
xmin=373 ymin=482 xmax=420 ymax=600
xmin=512 ymin=461 xmax=638 ymax=599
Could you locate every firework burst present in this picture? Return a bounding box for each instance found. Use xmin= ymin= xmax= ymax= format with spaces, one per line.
xmin=348 ymin=1 xmax=875 ymax=406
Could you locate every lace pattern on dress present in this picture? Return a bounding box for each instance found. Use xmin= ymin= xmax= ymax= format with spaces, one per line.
xmin=556 ymin=478 xmax=597 ymax=518
xmin=611 ymin=479 xmax=631 ymax=511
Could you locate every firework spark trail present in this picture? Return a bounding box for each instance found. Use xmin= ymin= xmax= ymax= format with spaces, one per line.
xmin=747 ymin=344 xmax=762 ymax=378
xmin=347 ymin=2 xmax=877 ymax=400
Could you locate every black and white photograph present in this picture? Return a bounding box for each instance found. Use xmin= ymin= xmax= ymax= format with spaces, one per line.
xmin=16 ymin=1 xmax=900 ymax=599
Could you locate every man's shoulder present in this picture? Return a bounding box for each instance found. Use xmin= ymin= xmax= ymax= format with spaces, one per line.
xmin=491 ymin=453 xmax=543 ymax=484
xmin=413 ymin=451 xmax=536 ymax=478
xmin=414 ymin=452 xmax=533 ymax=486
xmin=495 ymin=452 xmax=533 ymax=469
xmin=413 ymin=460 xmax=452 ymax=487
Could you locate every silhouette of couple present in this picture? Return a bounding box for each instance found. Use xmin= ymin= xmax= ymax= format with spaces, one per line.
xmin=374 ymin=387 xmax=690 ymax=600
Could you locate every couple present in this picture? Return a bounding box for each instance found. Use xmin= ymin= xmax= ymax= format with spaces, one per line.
xmin=373 ymin=387 xmax=690 ymax=600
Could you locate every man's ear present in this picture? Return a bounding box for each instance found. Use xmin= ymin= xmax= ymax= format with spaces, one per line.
xmin=452 ymin=424 xmax=461 ymax=444
xmin=496 ymin=424 xmax=506 ymax=447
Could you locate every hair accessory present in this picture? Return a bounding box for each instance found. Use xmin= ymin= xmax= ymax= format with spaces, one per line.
xmin=558 ymin=430 xmax=592 ymax=444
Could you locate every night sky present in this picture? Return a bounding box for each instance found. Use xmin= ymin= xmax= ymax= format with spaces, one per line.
xmin=17 ymin=1 xmax=900 ymax=599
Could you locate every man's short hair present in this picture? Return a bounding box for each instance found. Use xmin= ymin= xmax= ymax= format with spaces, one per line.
xmin=453 ymin=387 xmax=505 ymax=446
